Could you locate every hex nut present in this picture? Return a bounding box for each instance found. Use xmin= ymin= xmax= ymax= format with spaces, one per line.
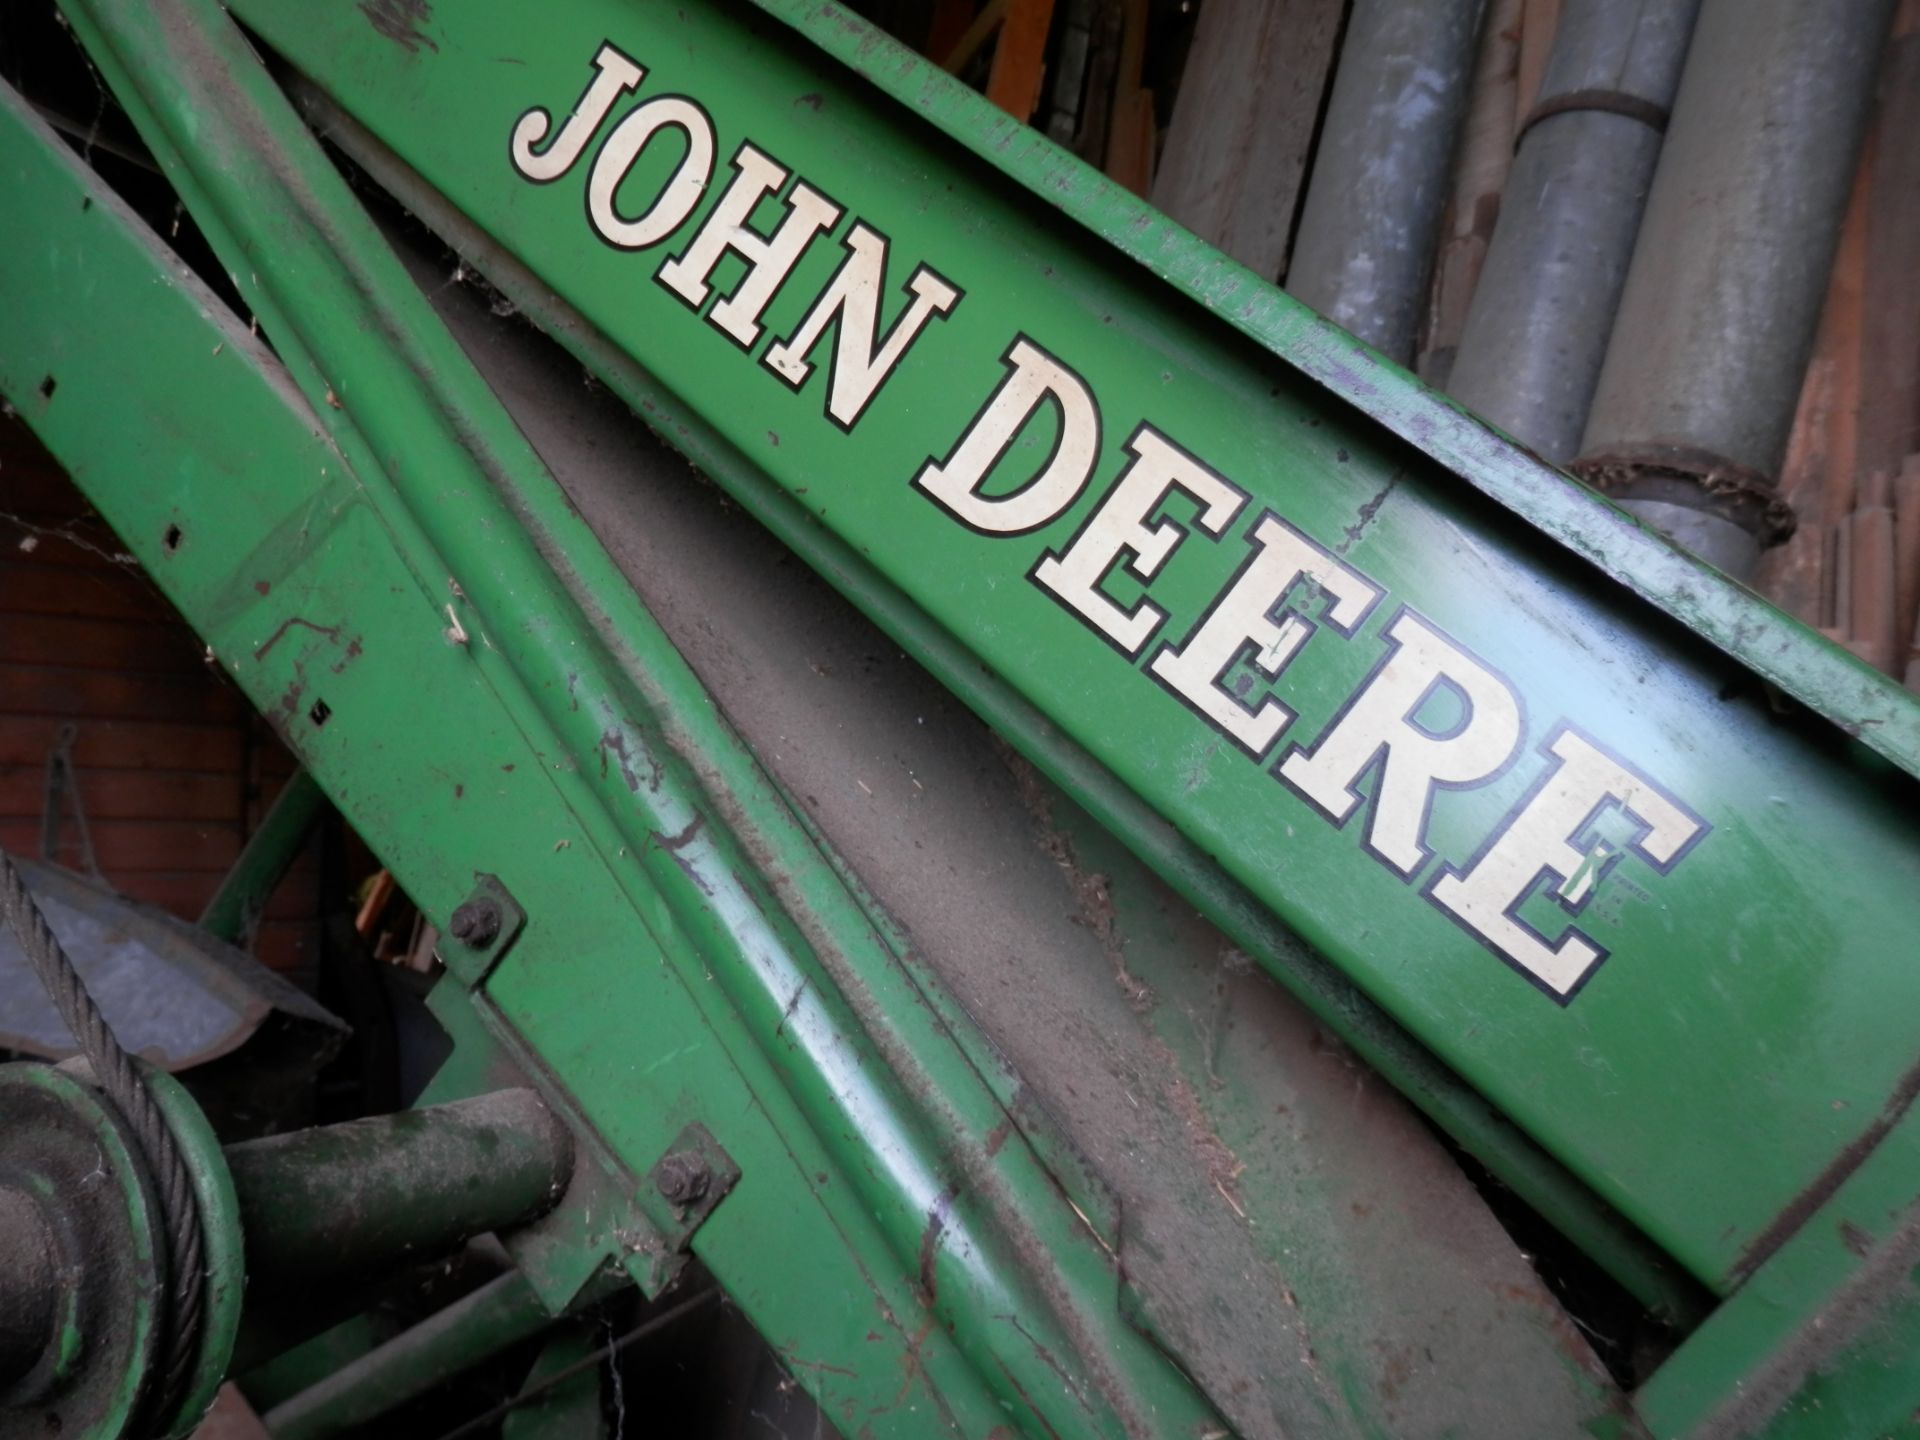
xmin=655 ymin=1151 xmax=712 ymax=1206
xmin=449 ymin=899 xmax=502 ymax=949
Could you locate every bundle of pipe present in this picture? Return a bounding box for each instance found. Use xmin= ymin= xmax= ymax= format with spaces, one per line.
xmin=1446 ymin=0 xmax=1701 ymax=466
xmin=1287 ymin=0 xmax=1488 ymax=363
xmin=1571 ymin=0 xmax=1897 ymax=577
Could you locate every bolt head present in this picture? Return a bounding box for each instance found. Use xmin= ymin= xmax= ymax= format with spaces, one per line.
xmin=449 ymin=899 xmax=502 ymax=949
xmin=656 ymin=1151 xmax=711 ymax=1206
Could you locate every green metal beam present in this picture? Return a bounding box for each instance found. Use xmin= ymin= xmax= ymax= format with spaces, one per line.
xmin=7 ymin=0 xmax=1920 ymax=1427
xmin=198 ymin=769 xmax=325 ymax=945
xmin=287 ymin=78 xmax=1705 ymax=1327
xmin=219 ymin=0 xmax=1920 ymax=1303
xmin=1634 ymin=1107 xmax=1920 ymax=1438
xmin=261 ymin=1270 xmax=556 ymax=1440
xmin=50 ymin=0 xmax=1234 ymax=1420
xmin=0 ymin=59 xmax=1224 ymax=1438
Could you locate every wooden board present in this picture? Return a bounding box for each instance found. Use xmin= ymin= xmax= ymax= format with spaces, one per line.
xmin=986 ymin=0 xmax=1059 ymax=121
xmin=1756 ymin=115 xmax=1874 ymax=624
xmin=1149 ymin=0 xmax=1347 ymax=281
xmin=1857 ymin=26 xmax=1920 ymax=484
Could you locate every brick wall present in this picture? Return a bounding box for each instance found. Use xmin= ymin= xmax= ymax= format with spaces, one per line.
xmin=0 ymin=411 xmax=321 ymax=985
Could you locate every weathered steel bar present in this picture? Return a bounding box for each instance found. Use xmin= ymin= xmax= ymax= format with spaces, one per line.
xmin=1575 ymin=0 xmax=1895 ymax=575
xmin=224 ymin=1090 xmax=573 ymax=1288
xmin=13 ymin=0 xmax=1920 ymax=1427
xmin=2 ymin=40 xmax=1220 ymax=1435
xmin=198 ymin=770 xmax=325 ymax=944
xmin=261 ymin=1270 xmax=554 ymax=1440
xmin=1287 ymin=0 xmax=1488 ymax=358
xmin=1447 ymin=0 xmax=1700 ymax=464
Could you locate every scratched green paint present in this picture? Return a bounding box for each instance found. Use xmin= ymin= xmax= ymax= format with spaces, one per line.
xmin=0 ymin=90 xmax=1019 ymax=1437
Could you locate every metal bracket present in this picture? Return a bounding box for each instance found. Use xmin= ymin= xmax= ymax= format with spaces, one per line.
xmin=438 ymin=873 xmax=525 ymax=987
xmin=622 ymin=1122 xmax=739 ymax=1292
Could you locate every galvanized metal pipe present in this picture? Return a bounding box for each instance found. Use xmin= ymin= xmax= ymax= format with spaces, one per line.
xmin=1575 ymin=0 xmax=1895 ymax=575
xmin=1447 ymin=0 xmax=1701 ymax=464
xmin=261 ymin=1270 xmax=554 ymax=1440
xmin=224 ymin=1089 xmax=573 ymax=1289
xmin=1287 ymin=0 xmax=1488 ymax=361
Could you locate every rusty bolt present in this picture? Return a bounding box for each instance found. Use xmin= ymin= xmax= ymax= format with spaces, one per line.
xmin=655 ymin=1151 xmax=711 ymax=1206
xmin=449 ymin=899 xmax=502 ymax=949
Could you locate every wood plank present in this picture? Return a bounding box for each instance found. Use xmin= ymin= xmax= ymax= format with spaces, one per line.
xmin=1104 ymin=88 xmax=1157 ymax=197
xmin=986 ymin=0 xmax=1059 ymax=122
xmin=1846 ymin=484 xmax=1900 ymax=675
xmin=256 ymin=744 xmax=302 ymax=779
xmin=924 ymin=0 xmax=979 ymax=62
xmin=1101 ymin=0 xmax=1154 ymax=195
xmin=113 ymin=868 xmax=318 ymax=922
xmin=1896 ymin=458 xmax=1920 ymax=675
xmin=943 ymin=0 xmax=1007 ymax=73
xmin=0 ymin=466 xmax=113 ymax=522
xmin=1756 ymin=118 xmax=1874 ymax=622
xmin=1511 ymin=0 xmax=1560 ymax=143
xmin=1856 ymin=29 xmax=1920 ymax=483
xmin=1419 ymin=0 xmax=1520 ymax=382
xmin=0 ymin=513 xmax=141 ymax=568
xmin=0 ymin=555 xmax=169 ymax=621
xmin=1150 ymin=0 xmax=1346 ymax=281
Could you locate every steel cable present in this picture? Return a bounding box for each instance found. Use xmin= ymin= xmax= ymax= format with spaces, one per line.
xmin=427 ymin=1287 xmax=720 ymax=1440
xmin=0 ymin=848 xmax=205 ymax=1432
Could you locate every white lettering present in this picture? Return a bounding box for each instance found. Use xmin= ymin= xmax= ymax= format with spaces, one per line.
xmin=765 ymin=224 xmax=960 ymax=429
xmin=1279 ymin=611 xmax=1522 ymax=875
xmin=586 ymin=96 xmax=716 ymax=250
xmin=1032 ymin=427 xmax=1243 ymax=654
xmin=1149 ymin=516 xmax=1378 ymax=756
xmin=658 ymin=145 xmax=843 ymax=346
xmin=1428 ymin=729 xmax=1705 ymax=998
xmin=510 ymin=43 xmax=644 ymax=183
xmin=914 ymin=339 xmax=1100 ymax=534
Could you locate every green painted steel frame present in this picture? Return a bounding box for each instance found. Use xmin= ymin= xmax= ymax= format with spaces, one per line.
xmin=213 ymin=0 xmax=1920 ymax=1311
xmin=5 ymin=0 xmax=1920 ymax=1427
xmin=278 ymin=79 xmax=1710 ymax=1333
xmin=206 ymin=0 xmax=1920 ymax=1305
xmin=198 ymin=769 xmax=324 ymax=944
xmin=0 ymin=47 xmax=1223 ymax=1440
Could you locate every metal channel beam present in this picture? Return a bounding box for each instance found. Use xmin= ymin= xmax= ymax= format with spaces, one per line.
xmin=212 ymin=0 xmax=1920 ymax=1299
xmin=0 ymin=54 xmax=1240 ymax=1436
